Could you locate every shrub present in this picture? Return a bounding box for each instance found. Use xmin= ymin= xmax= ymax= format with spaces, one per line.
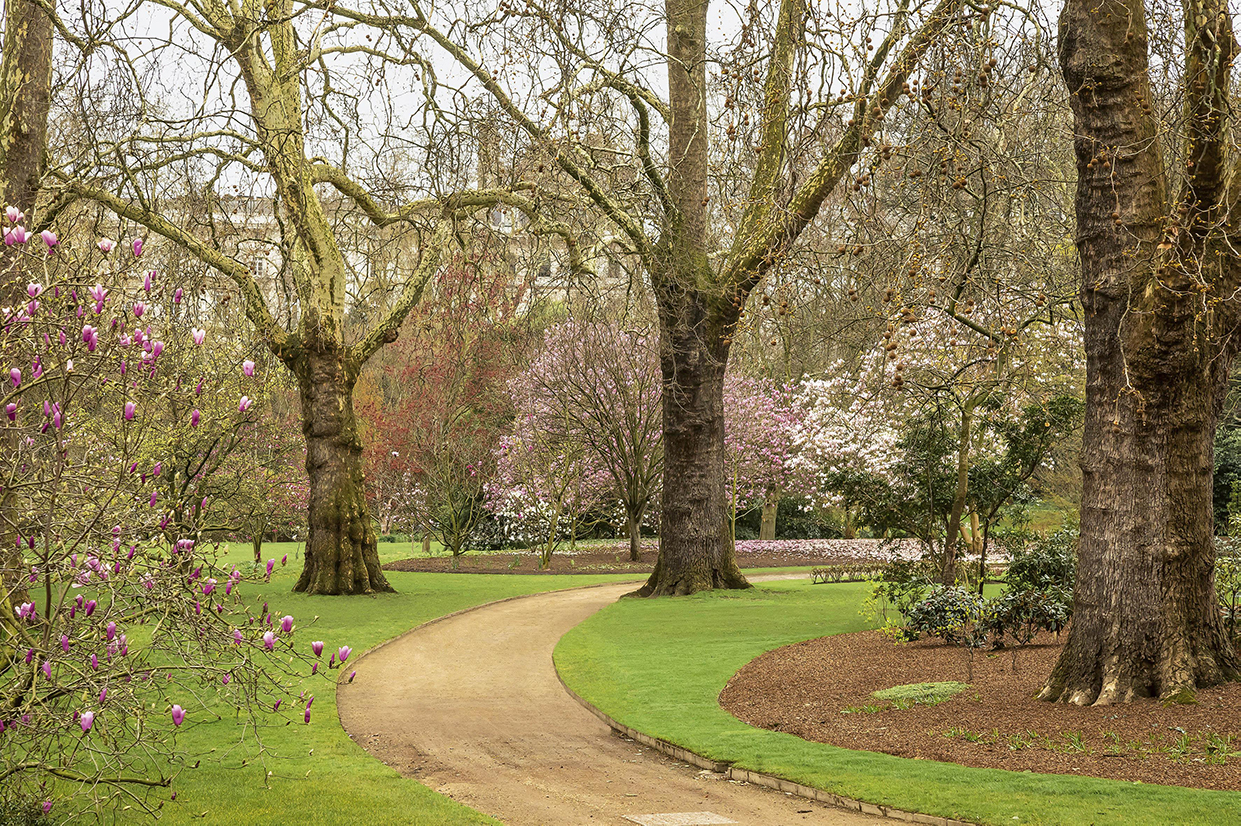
xmin=1005 ymin=525 xmax=1077 ymax=592
xmin=1217 ymin=546 xmax=1241 ymax=641
xmin=865 ymin=555 xmax=933 ymax=636
xmin=983 ymin=585 xmax=1072 ymax=646
xmin=907 ymin=586 xmax=986 ymax=645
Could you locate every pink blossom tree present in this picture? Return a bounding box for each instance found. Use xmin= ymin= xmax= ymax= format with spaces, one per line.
xmin=487 ymin=411 xmax=614 ymax=570
xmin=0 ymin=224 xmax=347 ymax=819
xmin=723 ymin=376 xmax=806 ymax=541
xmin=510 ymin=320 xmax=663 ymax=561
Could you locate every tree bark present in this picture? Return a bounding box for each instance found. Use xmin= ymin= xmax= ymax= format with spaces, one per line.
xmin=0 ymin=0 xmax=53 ymax=303
xmin=625 ymin=509 xmax=643 ymax=562
xmin=941 ymin=405 xmax=973 ymax=585
xmin=292 ymin=349 xmax=393 ymax=595
xmin=1040 ymin=0 xmax=1239 ymax=703
xmin=633 ymin=289 xmax=750 ymax=596
xmin=759 ymin=494 xmax=778 ymax=541
xmin=0 ymin=0 xmax=53 ymax=617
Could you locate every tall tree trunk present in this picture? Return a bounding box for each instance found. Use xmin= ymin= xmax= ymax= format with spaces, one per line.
xmin=0 ymin=0 xmax=53 ymax=619
xmin=0 ymin=0 xmax=53 ymax=303
xmin=293 ymin=349 xmax=393 ymax=595
xmin=630 ymin=0 xmax=749 ymax=597
xmin=635 ymin=301 xmax=749 ymax=595
xmin=1041 ymin=0 xmax=1239 ymax=703
xmin=941 ymin=405 xmax=973 ymax=585
xmin=759 ymin=493 xmax=778 ymax=541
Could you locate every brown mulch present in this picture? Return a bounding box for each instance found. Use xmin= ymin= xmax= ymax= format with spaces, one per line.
xmin=384 ymin=538 xmax=908 ymax=575
xmin=719 ymin=629 xmax=1241 ymax=791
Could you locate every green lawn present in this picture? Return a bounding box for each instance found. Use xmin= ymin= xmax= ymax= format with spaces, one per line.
xmin=135 ymin=543 xmax=639 ymax=825
xmin=554 ymin=579 xmax=1241 ymax=826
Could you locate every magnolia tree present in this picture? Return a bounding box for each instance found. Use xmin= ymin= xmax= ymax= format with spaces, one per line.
xmin=795 ymin=311 xmax=1082 ymax=569
xmin=794 ymin=346 xmax=909 ymax=538
xmin=0 ymin=224 xmax=350 ymax=819
xmin=723 ymin=376 xmax=806 ymax=540
xmin=511 ymin=320 xmax=663 ymax=561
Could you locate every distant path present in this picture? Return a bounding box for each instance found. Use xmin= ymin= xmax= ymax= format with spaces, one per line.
xmin=337 ymin=578 xmax=886 ymax=826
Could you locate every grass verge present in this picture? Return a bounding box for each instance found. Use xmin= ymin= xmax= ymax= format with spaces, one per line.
xmin=128 ymin=542 xmax=637 ymax=825
xmin=553 ymin=579 xmax=1241 ymax=826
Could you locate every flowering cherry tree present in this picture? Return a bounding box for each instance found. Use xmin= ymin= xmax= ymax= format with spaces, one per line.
xmin=723 ymin=376 xmax=806 ymax=541
xmin=488 ymin=413 xmax=614 ymax=569
xmin=0 ymin=222 xmax=348 ymax=819
xmin=509 ymin=320 xmax=663 ymax=561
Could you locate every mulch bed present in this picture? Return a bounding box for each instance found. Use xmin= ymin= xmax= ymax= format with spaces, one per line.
xmin=384 ymin=539 xmax=911 ymax=575
xmin=719 ymin=628 xmax=1241 ymax=790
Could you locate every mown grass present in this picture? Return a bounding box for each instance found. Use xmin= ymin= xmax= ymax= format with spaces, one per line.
xmin=554 ymin=579 xmax=1241 ymax=826
xmin=125 ymin=543 xmax=638 ymax=825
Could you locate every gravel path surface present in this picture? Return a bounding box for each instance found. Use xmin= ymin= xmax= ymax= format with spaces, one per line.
xmin=337 ymin=579 xmax=886 ymax=826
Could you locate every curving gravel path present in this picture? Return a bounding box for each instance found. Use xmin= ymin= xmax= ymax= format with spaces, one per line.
xmin=337 ymin=580 xmax=886 ymax=826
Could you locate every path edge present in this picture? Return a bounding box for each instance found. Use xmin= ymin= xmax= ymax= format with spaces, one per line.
xmin=336 ymin=577 xmax=643 ymax=694
xmin=554 ymin=648 xmax=979 ymax=826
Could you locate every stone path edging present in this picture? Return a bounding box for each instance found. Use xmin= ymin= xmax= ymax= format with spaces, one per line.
xmin=554 ymin=645 xmax=979 ymax=826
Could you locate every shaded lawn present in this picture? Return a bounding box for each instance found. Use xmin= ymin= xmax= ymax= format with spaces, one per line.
xmin=554 ymin=579 xmax=1241 ymax=826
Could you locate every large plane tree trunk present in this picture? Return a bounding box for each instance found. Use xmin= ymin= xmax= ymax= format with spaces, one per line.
xmin=1040 ymin=0 xmax=1240 ymax=703
xmin=635 ymin=283 xmax=749 ymax=596
xmin=292 ymin=348 xmax=393 ymax=595
xmin=630 ymin=0 xmax=749 ymax=597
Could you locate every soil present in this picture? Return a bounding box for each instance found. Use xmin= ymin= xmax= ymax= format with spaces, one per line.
xmin=384 ymin=538 xmax=911 ymax=575
xmin=720 ymin=628 xmax=1241 ymax=791
xmin=337 ymin=579 xmax=884 ymax=825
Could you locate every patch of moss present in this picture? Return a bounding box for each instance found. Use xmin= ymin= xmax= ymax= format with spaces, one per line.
xmin=872 ymin=681 xmax=969 ymax=704
xmin=1162 ymin=687 xmax=1199 ymax=706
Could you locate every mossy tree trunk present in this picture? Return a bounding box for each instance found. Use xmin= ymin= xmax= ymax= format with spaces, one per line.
xmin=759 ymin=494 xmax=778 ymax=541
xmin=1040 ymin=0 xmax=1241 ymax=703
xmin=0 ymin=0 xmax=52 ymax=620
xmin=291 ymin=347 xmax=393 ymax=595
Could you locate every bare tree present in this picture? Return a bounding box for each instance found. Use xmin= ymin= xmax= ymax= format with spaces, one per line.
xmin=358 ymin=0 xmax=971 ymax=594
xmin=41 ymin=0 xmax=570 ymax=594
xmin=518 ymin=319 xmax=664 ymax=562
